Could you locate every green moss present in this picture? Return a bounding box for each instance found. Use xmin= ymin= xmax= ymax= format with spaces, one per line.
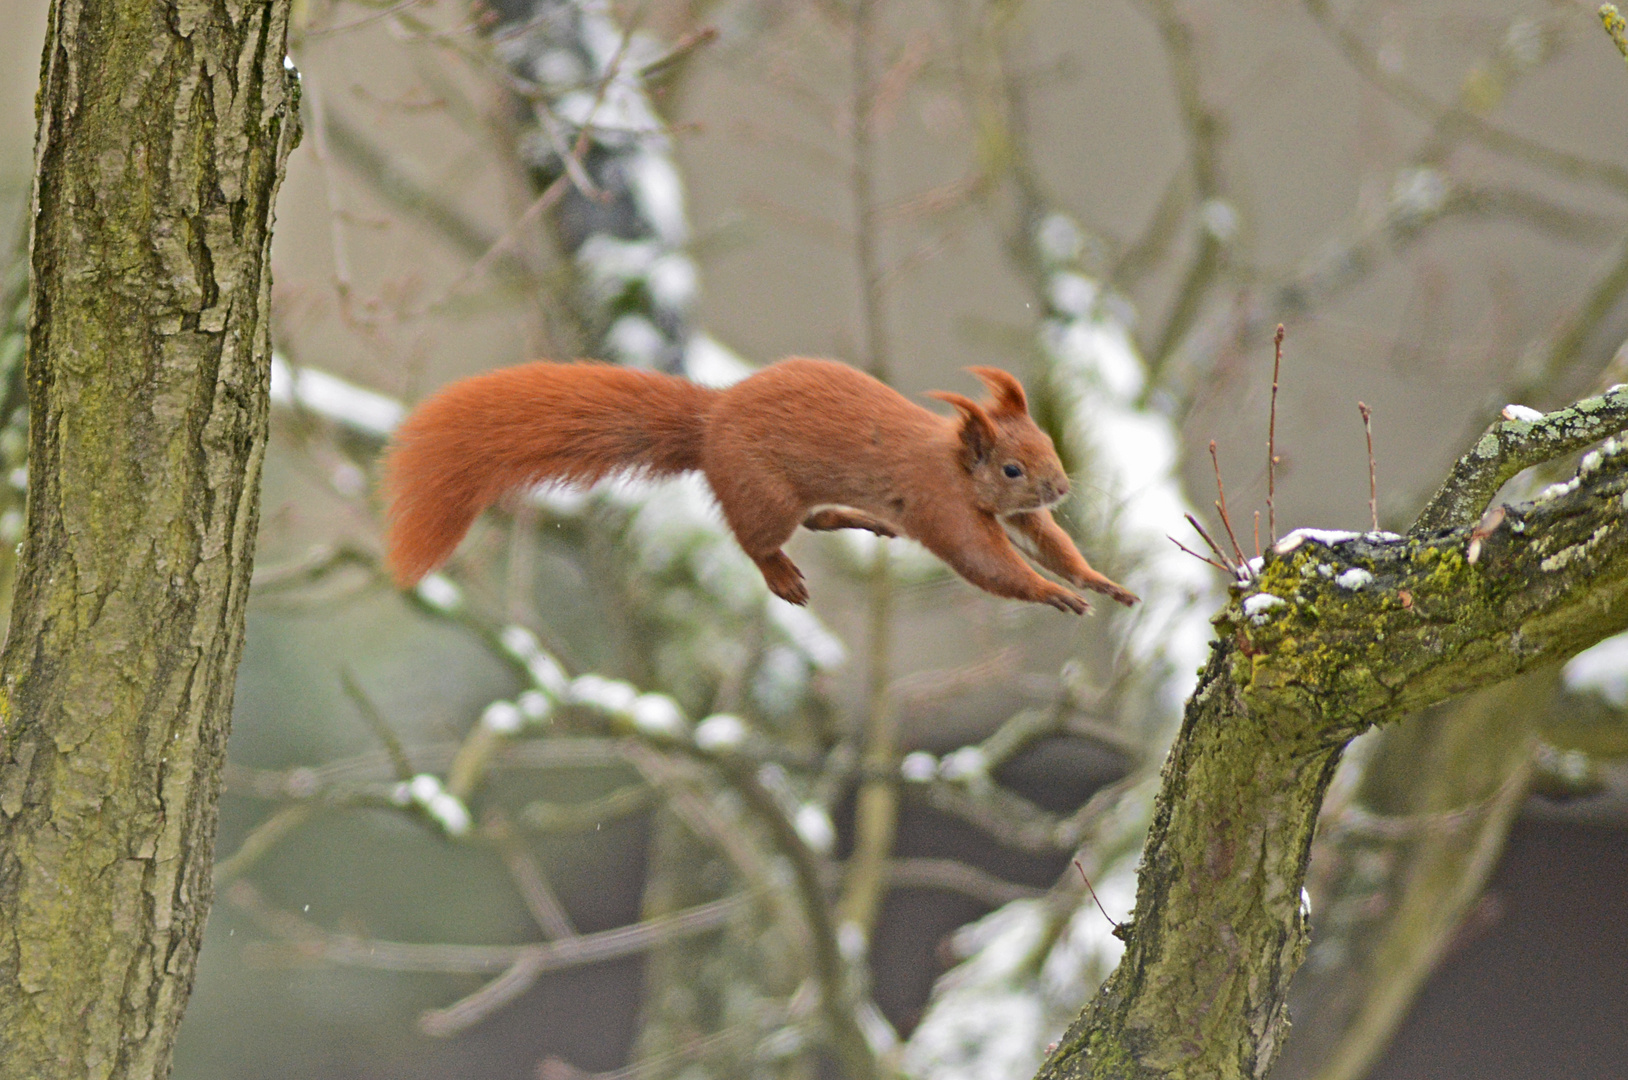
xmin=1082 ymin=1026 xmax=1137 ymax=1078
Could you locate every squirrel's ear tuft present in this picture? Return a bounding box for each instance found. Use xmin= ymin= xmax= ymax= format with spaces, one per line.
xmin=928 ymin=390 xmax=998 ymax=463
xmin=967 ymin=366 xmax=1028 ymax=416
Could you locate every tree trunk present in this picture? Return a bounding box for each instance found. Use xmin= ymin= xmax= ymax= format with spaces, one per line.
xmin=1035 ymin=389 xmax=1628 ymax=1079
xmin=1271 ymin=673 xmax=1547 ymax=1080
xmin=0 ymin=0 xmax=298 ymax=1075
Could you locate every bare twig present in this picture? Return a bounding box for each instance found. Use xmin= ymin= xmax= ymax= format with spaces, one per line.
xmin=1169 ymin=535 xmax=1231 ymax=574
xmin=889 ymin=647 xmax=1020 ymax=708
xmin=887 ymin=858 xmax=1045 ymax=906
xmin=228 ymin=880 xmax=744 ymax=974
xmin=420 ymin=952 xmax=552 ymax=1037
xmin=302 ymin=0 xmax=432 ymax=39
xmin=1268 ymin=324 xmax=1284 ymax=542
xmin=305 ymin=77 xmax=355 ymax=299
xmin=1359 ymin=401 xmax=1378 ymax=531
xmin=1304 ymin=0 xmax=1628 ymax=195
xmin=838 ymin=0 xmax=902 ymax=951
xmin=1510 ymin=235 xmax=1628 ymax=403
xmin=1074 ymin=860 xmax=1124 ymax=932
xmin=321 ymin=110 xmax=508 ymax=265
xmin=636 ymin=25 xmax=720 ymax=82
xmin=340 ymin=668 xmax=415 ymax=782
xmin=911 ymin=777 xmax=1075 ymax=855
xmin=488 ymin=812 xmax=577 ymax=939
xmin=1183 ymin=512 xmax=1236 ymax=571
xmin=1210 ymin=441 xmax=1248 ymax=567
xmin=1140 ymin=0 xmax=1229 ymax=380
xmin=519 ymin=784 xmax=656 ymax=833
xmin=423 ymin=174 xmax=570 ymax=313
xmin=213 ymin=805 xmax=314 ymax=887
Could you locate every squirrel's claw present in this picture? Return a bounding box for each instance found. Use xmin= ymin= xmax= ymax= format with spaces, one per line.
xmin=1077 ymin=575 xmax=1139 ymax=607
xmin=1046 ymin=587 xmax=1092 ymax=615
xmin=756 ymin=551 xmax=810 ymax=606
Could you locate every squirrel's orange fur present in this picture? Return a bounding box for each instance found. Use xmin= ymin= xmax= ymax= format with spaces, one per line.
xmin=383 ymin=358 xmax=1138 ymax=613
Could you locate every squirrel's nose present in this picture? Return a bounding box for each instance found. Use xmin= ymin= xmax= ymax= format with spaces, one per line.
xmin=1056 ymin=477 xmax=1071 ymax=498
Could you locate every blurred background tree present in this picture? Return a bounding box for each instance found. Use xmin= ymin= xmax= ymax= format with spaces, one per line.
xmin=2 ymin=0 xmax=1626 ymax=1078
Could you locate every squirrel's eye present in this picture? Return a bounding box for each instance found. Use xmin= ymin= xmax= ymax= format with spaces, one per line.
xmin=1003 ymin=463 xmax=1023 ymax=479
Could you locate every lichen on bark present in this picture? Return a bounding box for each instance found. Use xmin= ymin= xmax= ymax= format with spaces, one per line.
xmin=1035 ymin=427 xmax=1628 ymax=1079
xmin=0 ymin=0 xmax=299 ymax=1076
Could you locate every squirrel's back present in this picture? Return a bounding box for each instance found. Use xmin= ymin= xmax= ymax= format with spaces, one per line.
xmin=384 ymin=362 xmax=717 ymax=584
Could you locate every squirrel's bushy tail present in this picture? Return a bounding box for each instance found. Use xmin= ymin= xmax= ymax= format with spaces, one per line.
xmin=384 ymin=362 xmax=718 ymax=585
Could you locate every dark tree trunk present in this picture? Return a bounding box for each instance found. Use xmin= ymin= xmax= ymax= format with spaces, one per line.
xmin=0 ymin=0 xmax=298 ymax=1075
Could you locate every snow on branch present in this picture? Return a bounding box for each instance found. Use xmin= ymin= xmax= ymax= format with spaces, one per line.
xmin=1413 ymin=383 xmax=1628 ymax=532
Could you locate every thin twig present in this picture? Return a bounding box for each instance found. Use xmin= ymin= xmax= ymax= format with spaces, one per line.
xmin=838 ymin=0 xmax=902 ymax=952
xmin=420 ymin=952 xmax=551 ymax=1036
xmin=564 ymin=12 xmax=646 ymax=198
xmin=213 ymin=805 xmax=314 ymax=887
xmin=302 ymin=0 xmax=431 ymax=39
xmin=321 ymin=110 xmax=504 ymax=265
xmin=340 ymin=667 xmax=414 ymax=782
xmin=305 ymin=77 xmax=355 ymax=299
xmin=488 ymin=812 xmax=577 ymax=939
xmin=1210 ymin=441 xmax=1248 ymax=567
xmin=1268 ymin=324 xmax=1284 ymax=543
xmin=519 ymin=784 xmax=657 ymax=833
xmin=1168 ymin=535 xmax=1230 ymax=574
xmin=1359 ymin=401 xmax=1378 ymax=531
xmin=1074 ymin=860 xmax=1124 ymax=932
xmin=636 ymin=25 xmax=720 ymax=82
xmin=1183 ymin=512 xmax=1235 ymax=571
xmin=228 ymin=880 xmax=744 ymax=974
xmin=1304 ymin=0 xmax=1628 ymax=195
xmin=1141 ymin=0 xmax=1229 ymax=381
xmin=886 ymin=858 xmax=1045 ymax=906
xmin=424 ymin=174 xmax=570 ymax=313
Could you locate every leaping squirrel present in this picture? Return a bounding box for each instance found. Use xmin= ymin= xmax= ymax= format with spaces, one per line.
xmin=383 ymin=357 xmax=1138 ymax=613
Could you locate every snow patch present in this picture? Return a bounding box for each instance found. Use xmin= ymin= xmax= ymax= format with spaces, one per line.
xmin=1335 ymin=567 xmax=1374 ymax=591
xmin=1563 ymin=631 xmax=1628 ymax=706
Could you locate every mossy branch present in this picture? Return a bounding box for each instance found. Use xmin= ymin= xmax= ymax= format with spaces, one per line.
xmin=1035 ymin=396 xmax=1628 ymax=1079
xmin=1602 ymin=5 xmax=1628 ymax=71
xmin=1414 ymin=383 xmax=1628 ymax=531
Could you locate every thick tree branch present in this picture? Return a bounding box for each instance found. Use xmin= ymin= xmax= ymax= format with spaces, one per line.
xmin=1036 ymin=403 xmax=1628 ymax=1079
xmin=1275 ymin=673 xmax=1546 ymax=1080
xmin=1414 ymin=383 xmax=1628 ymax=531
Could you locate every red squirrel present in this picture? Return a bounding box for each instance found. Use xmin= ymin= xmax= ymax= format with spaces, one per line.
xmin=383 ymin=358 xmax=1138 ymax=613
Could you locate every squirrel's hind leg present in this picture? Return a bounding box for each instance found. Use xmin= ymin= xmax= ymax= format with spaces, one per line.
xmin=709 ymin=474 xmax=812 ymax=605
xmin=803 ymin=507 xmax=898 ymax=538
xmin=751 ymin=551 xmax=809 ymax=606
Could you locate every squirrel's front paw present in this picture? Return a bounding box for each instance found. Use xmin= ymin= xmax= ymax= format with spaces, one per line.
xmin=1077 ymin=574 xmax=1139 ymax=607
xmin=1044 ymin=586 xmax=1091 ymax=615
xmin=1100 ymin=582 xmax=1139 ymax=607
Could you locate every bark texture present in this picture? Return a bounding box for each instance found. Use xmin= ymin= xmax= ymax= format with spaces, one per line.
xmin=1034 ymin=421 xmax=1628 ymax=1079
xmin=0 ymin=0 xmax=298 ymax=1075
xmin=1274 ymin=674 xmax=1545 ymax=1080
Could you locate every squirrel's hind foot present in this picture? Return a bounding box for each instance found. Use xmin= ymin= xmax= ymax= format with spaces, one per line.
xmin=754 ymin=551 xmax=810 ymax=605
xmin=802 ymin=507 xmax=898 ymax=538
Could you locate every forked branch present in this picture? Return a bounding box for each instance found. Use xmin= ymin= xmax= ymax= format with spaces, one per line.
xmin=1035 ymin=392 xmax=1628 ymax=1080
